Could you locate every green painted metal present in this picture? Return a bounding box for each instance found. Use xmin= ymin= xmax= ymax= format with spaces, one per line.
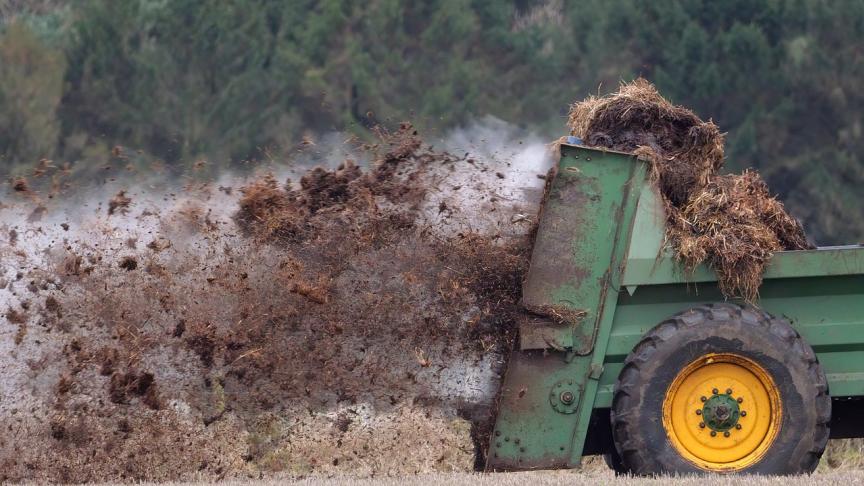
xmin=624 ymin=181 xmax=864 ymax=286
xmin=487 ymin=145 xmax=645 ymax=470
xmin=702 ymin=392 xmax=741 ymax=432
xmin=488 ymin=143 xmax=864 ymax=471
xmin=623 ymin=179 xmax=864 ymax=286
xmin=519 ymin=145 xmax=645 ymax=353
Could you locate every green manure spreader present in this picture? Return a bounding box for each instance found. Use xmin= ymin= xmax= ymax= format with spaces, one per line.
xmin=487 ymin=143 xmax=864 ymax=475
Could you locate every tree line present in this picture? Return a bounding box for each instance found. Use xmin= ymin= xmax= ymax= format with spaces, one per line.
xmin=1 ymin=0 xmax=862 ymax=243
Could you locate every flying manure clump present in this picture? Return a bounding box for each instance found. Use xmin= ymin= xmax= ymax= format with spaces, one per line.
xmin=235 ymin=123 xmax=432 ymax=244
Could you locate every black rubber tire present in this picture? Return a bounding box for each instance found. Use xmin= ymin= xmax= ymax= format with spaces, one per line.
xmin=610 ymin=303 xmax=830 ymax=475
xmin=603 ymin=447 xmax=630 ymax=476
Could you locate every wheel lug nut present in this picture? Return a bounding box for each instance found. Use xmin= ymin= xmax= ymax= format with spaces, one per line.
xmin=736 ymin=424 xmax=742 ymax=430
xmin=710 ymin=431 xmax=717 ymax=437
xmin=695 ymin=410 xmax=702 ymax=415
xmin=724 ymin=431 xmax=730 ymax=437
xmin=737 ymin=397 xmax=743 ymax=403
xmin=741 ymin=411 xmax=747 ymax=417
xmin=699 ymin=422 xmax=706 ymax=428
xmin=700 ymin=396 xmax=707 ymax=402
xmin=712 ymin=388 xmax=719 ymax=395
xmin=726 ymin=389 xmax=733 ymax=395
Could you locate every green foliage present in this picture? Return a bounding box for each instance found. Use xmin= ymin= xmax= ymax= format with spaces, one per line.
xmin=61 ymin=0 xmax=312 ymax=164
xmin=0 ymin=0 xmax=862 ymax=243
xmin=0 ymin=22 xmax=65 ymax=171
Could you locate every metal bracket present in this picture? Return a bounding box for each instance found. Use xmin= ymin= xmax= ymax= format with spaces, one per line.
xmin=589 ymin=363 xmax=604 ymax=380
xmin=549 ymin=379 xmax=582 ymax=414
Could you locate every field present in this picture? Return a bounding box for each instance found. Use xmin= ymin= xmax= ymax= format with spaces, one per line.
xmin=164 ymin=469 xmax=864 ymax=486
xmin=147 ymin=441 xmax=864 ymax=484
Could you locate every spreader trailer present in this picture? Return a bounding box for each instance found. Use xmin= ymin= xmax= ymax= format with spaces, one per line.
xmin=487 ymin=143 xmax=864 ymax=475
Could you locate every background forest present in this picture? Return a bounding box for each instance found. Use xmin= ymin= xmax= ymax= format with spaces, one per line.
xmin=0 ymin=0 xmax=862 ymax=244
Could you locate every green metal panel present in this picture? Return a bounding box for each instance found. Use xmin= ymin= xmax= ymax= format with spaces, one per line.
xmin=625 ymin=247 xmax=864 ymax=286
xmin=519 ymin=145 xmax=645 ymax=352
xmin=487 ymin=145 xmax=646 ymax=470
xmin=593 ymin=273 xmax=864 ymax=408
xmin=486 ymin=350 xmax=594 ymax=470
xmin=623 ymin=178 xmax=864 ymax=286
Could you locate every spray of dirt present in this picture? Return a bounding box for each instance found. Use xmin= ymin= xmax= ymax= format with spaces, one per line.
xmin=0 ymin=121 xmax=551 ymax=482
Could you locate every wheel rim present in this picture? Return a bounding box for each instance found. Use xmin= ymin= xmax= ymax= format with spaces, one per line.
xmin=662 ymin=353 xmax=782 ymax=471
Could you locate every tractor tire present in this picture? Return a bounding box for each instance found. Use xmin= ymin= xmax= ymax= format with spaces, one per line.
xmin=603 ymin=447 xmax=630 ymax=476
xmin=611 ymin=303 xmax=830 ymax=475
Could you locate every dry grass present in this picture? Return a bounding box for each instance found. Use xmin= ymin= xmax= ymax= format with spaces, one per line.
xmin=818 ymin=439 xmax=864 ymax=472
xmin=150 ymin=469 xmax=864 ymax=486
xmin=132 ymin=439 xmax=864 ymax=485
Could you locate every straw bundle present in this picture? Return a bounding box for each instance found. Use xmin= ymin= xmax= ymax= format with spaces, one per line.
xmin=568 ymin=80 xmax=810 ymax=301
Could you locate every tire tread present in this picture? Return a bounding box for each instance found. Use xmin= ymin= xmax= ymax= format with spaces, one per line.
xmin=610 ymin=303 xmax=830 ymax=476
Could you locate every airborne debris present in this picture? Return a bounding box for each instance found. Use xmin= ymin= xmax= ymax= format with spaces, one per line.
xmin=118 ymin=256 xmax=138 ymax=271
xmin=33 ymin=159 xmax=54 ymax=178
xmin=12 ymin=177 xmax=30 ymax=193
xmin=111 ymin=146 xmax=123 ymax=158
xmin=235 ymin=123 xmax=443 ymax=243
xmin=0 ymin=121 xmax=545 ymax=482
xmin=108 ymin=370 xmax=159 ymax=409
xmin=27 ymin=205 xmax=46 ymax=222
xmin=108 ymin=190 xmax=132 ymax=215
xmin=5 ymin=307 xmax=26 ymax=324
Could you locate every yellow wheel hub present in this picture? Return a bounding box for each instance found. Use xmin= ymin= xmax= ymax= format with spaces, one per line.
xmin=662 ymin=353 xmax=782 ymax=472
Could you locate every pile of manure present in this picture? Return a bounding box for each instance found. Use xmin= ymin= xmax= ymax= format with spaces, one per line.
xmin=568 ymin=79 xmax=811 ymax=301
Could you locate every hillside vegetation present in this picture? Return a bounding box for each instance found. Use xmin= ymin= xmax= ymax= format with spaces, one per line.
xmin=1 ymin=0 xmax=862 ymax=244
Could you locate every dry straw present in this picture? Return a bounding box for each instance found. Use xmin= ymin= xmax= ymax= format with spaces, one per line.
xmin=568 ymin=79 xmax=810 ymax=301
